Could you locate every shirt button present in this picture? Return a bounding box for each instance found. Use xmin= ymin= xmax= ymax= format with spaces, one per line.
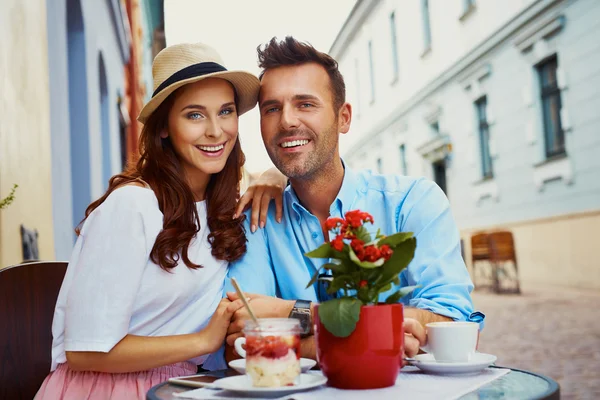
xmin=311 ymin=232 xmax=318 ymax=239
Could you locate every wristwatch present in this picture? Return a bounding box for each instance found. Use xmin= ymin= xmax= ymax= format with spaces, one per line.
xmin=288 ymin=299 xmax=312 ymax=337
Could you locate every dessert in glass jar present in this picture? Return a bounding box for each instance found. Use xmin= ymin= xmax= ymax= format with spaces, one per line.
xmin=234 ymin=318 xmax=301 ymax=387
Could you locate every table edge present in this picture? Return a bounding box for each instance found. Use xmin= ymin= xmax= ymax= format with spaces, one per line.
xmin=491 ymin=365 xmax=560 ymax=400
xmin=147 ymin=366 xmax=561 ymax=400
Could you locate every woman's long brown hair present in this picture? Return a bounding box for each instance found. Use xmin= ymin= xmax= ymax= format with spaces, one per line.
xmin=76 ymin=90 xmax=247 ymax=271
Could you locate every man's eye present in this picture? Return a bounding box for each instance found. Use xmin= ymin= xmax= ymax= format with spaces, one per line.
xmin=300 ymin=103 xmax=313 ymax=108
xmin=265 ymin=107 xmax=279 ymax=114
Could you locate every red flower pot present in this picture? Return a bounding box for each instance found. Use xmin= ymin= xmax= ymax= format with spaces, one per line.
xmin=315 ymin=303 xmax=404 ymax=389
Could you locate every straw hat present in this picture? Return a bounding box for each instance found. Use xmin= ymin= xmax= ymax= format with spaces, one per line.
xmin=138 ymin=43 xmax=260 ymax=123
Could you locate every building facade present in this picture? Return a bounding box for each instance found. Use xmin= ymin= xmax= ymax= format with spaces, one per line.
xmin=0 ymin=0 xmax=164 ymax=267
xmin=0 ymin=0 xmax=55 ymax=268
xmin=333 ymin=0 xmax=600 ymax=289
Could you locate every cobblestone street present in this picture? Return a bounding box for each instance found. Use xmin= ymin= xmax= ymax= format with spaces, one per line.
xmin=473 ymin=285 xmax=600 ymax=399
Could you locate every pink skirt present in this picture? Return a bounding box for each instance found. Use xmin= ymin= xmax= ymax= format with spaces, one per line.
xmin=34 ymin=361 xmax=197 ymax=400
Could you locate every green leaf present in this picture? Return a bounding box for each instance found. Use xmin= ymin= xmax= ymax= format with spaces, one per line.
xmin=375 ymin=228 xmax=385 ymax=239
xmin=305 ymin=243 xmax=336 ymax=259
xmin=305 ymin=264 xmax=326 ymax=289
xmin=354 ymin=226 xmax=372 ymax=243
xmin=385 ymin=285 xmax=419 ymax=304
xmin=0 ymin=184 xmax=18 ymax=210
xmin=305 ymin=243 xmax=349 ymax=261
xmin=326 ymin=274 xmax=353 ymax=294
xmin=349 ymin=246 xmax=385 ymax=269
xmin=378 ymin=232 xmax=414 ymax=247
xmin=385 ymin=290 xmax=402 ymax=304
xmin=318 ymin=297 xmax=362 ymax=338
xmin=377 ymin=237 xmax=416 ymax=284
xmin=324 ymin=262 xmax=351 ymax=274
xmin=377 ymin=282 xmax=392 ymax=295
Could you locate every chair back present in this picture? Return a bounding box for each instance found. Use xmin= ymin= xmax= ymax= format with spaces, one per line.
xmin=0 ymin=261 xmax=67 ymax=400
xmin=489 ymin=231 xmax=516 ymax=262
xmin=470 ymin=232 xmax=491 ymax=261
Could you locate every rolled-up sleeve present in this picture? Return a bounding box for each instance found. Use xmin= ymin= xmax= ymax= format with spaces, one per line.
xmin=398 ymin=179 xmax=485 ymax=329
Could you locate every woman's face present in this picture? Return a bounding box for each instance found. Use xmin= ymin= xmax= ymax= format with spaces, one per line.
xmin=166 ymin=78 xmax=239 ymax=180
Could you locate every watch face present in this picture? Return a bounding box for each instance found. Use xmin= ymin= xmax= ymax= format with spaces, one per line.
xmin=298 ymin=313 xmax=311 ymax=334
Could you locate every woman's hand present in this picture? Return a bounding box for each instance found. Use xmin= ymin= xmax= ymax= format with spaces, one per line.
xmin=236 ymin=168 xmax=287 ymax=232
xmin=198 ymin=298 xmax=245 ymax=354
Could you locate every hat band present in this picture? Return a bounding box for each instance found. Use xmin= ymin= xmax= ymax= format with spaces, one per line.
xmin=152 ymin=61 xmax=227 ymax=97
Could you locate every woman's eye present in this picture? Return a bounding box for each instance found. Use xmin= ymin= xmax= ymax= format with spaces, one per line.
xmin=219 ymin=108 xmax=235 ymax=116
xmin=187 ymin=112 xmax=202 ymax=120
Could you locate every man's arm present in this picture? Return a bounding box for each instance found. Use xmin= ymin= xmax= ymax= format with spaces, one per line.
xmin=404 ymin=307 xmax=452 ymax=326
xmin=397 ymin=179 xmax=484 ymax=327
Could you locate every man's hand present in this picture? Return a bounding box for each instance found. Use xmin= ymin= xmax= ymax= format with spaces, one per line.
xmin=235 ymin=168 xmax=287 ymax=231
xmin=225 ymin=292 xmax=295 ymax=346
xmin=403 ymin=318 xmax=426 ymax=366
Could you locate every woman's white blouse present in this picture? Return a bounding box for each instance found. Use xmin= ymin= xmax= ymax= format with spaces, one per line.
xmin=50 ymin=186 xmax=227 ymax=371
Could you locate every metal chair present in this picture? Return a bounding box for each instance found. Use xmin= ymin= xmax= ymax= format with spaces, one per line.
xmin=0 ymin=261 xmax=68 ymax=399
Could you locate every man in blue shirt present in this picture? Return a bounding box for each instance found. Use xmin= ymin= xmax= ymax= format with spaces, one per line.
xmin=223 ymin=37 xmax=483 ymax=361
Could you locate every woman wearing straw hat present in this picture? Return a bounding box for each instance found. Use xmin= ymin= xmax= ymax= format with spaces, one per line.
xmin=35 ymin=43 xmax=285 ymax=399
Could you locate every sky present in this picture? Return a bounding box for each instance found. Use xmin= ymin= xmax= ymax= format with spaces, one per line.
xmin=164 ymin=0 xmax=357 ymax=173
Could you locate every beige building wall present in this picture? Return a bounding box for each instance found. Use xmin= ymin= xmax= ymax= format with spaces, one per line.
xmin=461 ymin=210 xmax=600 ymax=291
xmin=0 ymin=0 xmax=55 ymax=268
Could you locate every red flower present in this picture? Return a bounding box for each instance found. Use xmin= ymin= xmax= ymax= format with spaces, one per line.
xmin=361 ymin=212 xmax=374 ymax=224
xmin=345 ymin=211 xmax=363 ymax=228
xmin=350 ymin=238 xmax=365 ymax=253
xmin=358 ymin=280 xmax=368 ymax=288
xmin=363 ymin=245 xmax=381 ymax=262
xmin=344 ymin=210 xmax=375 ymax=228
xmin=324 ymin=217 xmax=344 ymax=231
xmin=330 ymin=235 xmax=344 ymax=251
xmin=341 ymin=222 xmax=356 ymax=239
xmin=380 ymin=244 xmax=393 ymax=261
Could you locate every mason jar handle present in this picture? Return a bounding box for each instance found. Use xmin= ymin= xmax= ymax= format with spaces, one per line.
xmin=234 ymin=337 xmax=247 ymax=358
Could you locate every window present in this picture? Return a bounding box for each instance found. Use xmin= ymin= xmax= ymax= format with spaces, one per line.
xmin=390 ymin=11 xmax=399 ymax=82
xmin=421 ymin=0 xmax=432 ymax=51
xmin=537 ymin=56 xmax=565 ymax=158
xmin=399 ymin=144 xmax=408 ymax=175
xmin=368 ymin=41 xmax=375 ymax=103
xmin=376 ymin=158 xmax=383 ymax=174
xmin=475 ymin=96 xmax=493 ymax=179
xmin=430 ymin=121 xmax=440 ymax=135
xmin=463 ymin=0 xmax=475 ymax=12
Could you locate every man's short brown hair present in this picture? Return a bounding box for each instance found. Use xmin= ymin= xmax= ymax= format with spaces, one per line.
xmin=257 ymin=36 xmax=346 ymax=111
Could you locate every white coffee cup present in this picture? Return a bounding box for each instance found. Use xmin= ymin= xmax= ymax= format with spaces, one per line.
xmin=421 ymin=321 xmax=479 ymax=363
xmin=234 ymin=337 xmax=248 ymax=358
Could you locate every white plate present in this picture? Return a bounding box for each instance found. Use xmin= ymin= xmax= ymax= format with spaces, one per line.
xmin=228 ymin=358 xmax=317 ymax=375
xmin=212 ymin=373 xmax=327 ymax=396
xmin=409 ymin=352 xmax=497 ymax=375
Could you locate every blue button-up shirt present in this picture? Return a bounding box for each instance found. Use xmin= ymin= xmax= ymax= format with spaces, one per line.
xmin=226 ymin=164 xmax=484 ymax=327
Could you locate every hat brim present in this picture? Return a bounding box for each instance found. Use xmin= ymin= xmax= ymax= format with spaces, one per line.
xmin=137 ymin=70 xmax=260 ymax=124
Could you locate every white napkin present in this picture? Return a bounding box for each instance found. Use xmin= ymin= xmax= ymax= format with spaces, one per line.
xmin=174 ymin=367 xmax=511 ymax=400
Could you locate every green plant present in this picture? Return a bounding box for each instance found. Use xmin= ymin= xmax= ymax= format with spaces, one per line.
xmin=305 ymin=210 xmax=417 ymax=337
xmin=0 ymin=184 xmax=18 ymax=210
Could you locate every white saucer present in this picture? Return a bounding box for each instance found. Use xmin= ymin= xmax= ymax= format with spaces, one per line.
xmin=212 ymin=373 xmax=327 ymax=396
xmin=408 ymin=352 xmax=497 ymax=375
xmin=228 ymin=358 xmax=317 ymax=374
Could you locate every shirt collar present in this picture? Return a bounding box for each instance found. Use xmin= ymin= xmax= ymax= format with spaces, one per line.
xmin=287 ymin=159 xmax=361 ymax=221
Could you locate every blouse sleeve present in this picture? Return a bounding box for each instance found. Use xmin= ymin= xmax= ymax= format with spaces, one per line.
xmin=64 ymin=186 xmax=152 ymax=353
